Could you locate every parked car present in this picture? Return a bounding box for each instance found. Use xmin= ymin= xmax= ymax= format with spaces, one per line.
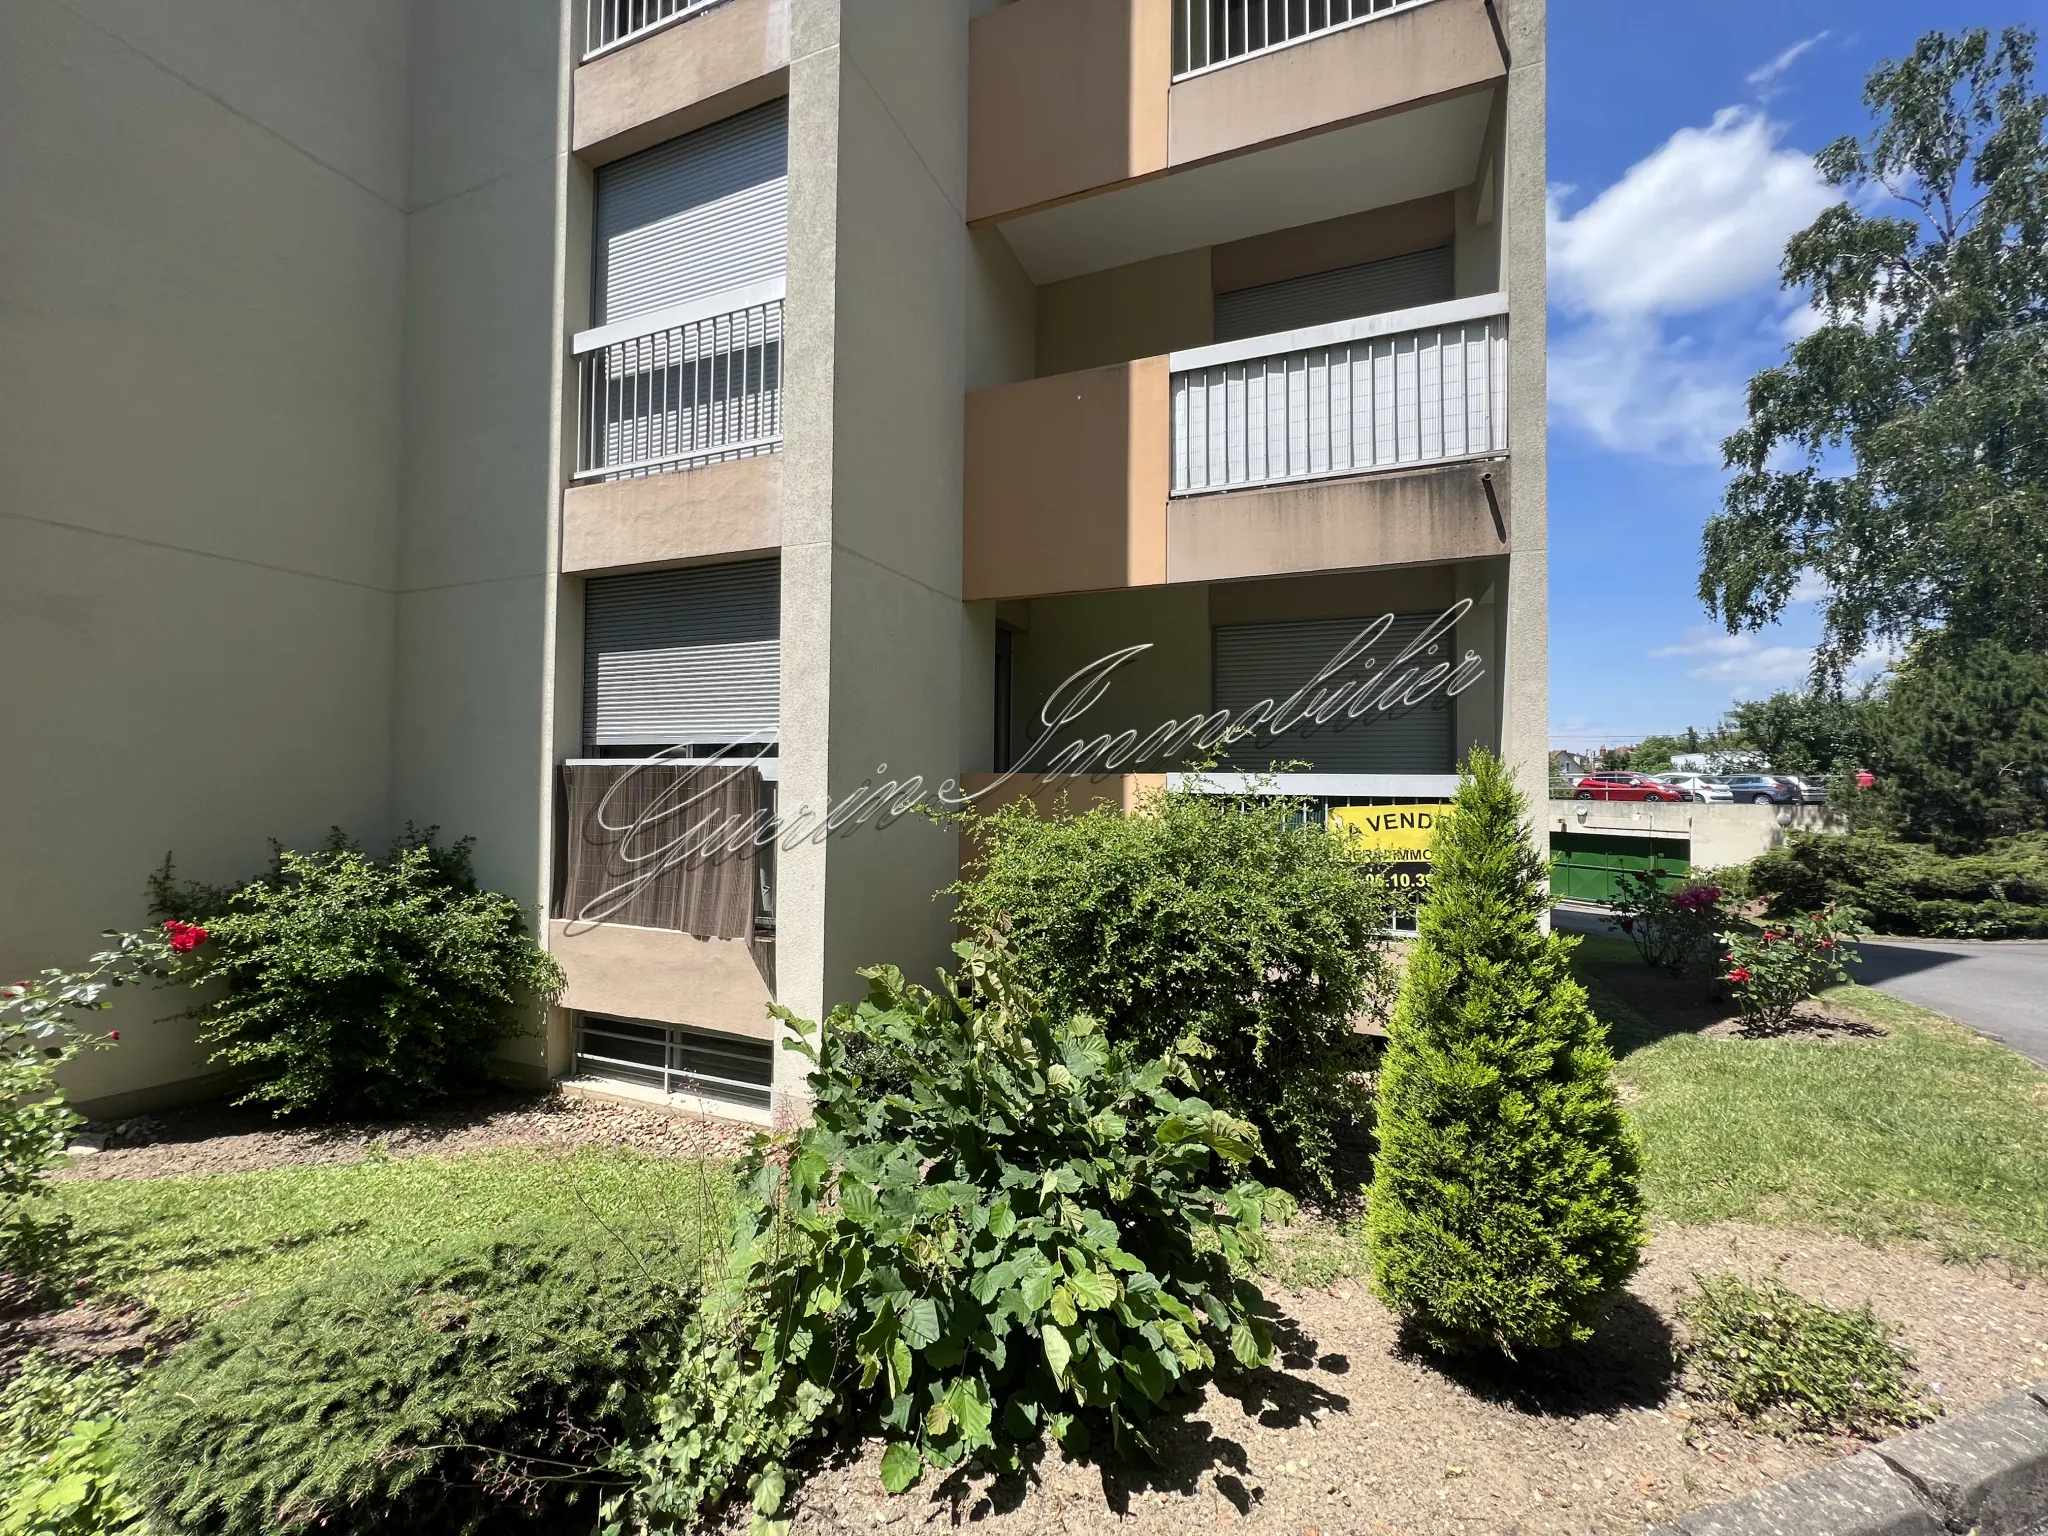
xmin=1722 ymin=774 xmax=1798 ymax=805
xmin=1780 ymin=775 xmax=1827 ymax=804
xmin=1655 ymin=773 xmax=1733 ymax=803
xmin=1573 ymin=772 xmax=1686 ymax=803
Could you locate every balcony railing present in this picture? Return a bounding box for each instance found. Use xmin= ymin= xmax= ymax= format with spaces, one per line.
xmin=580 ymin=0 xmax=725 ymax=61
xmin=1168 ymin=294 xmax=1507 ymax=498
xmin=1172 ymin=0 xmax=1440 ymax=79
xmin=573 ymin=281 xmax=784 ymax=482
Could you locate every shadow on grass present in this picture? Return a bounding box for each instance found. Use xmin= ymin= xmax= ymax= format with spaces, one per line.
xmin=1395 ymin=1291 xmax=1679 ymax=1419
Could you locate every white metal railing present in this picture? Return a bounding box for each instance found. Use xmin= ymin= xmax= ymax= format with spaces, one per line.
xmin=573 ymin=281 xmax=784 ymax=482
xmin=1172 ymin=0 xmax=1440 ymax=79
xmin=1169 ymin=294 xmax=1508 ymax=497
xmin=580 ymin=0 xmax=725 ymax=61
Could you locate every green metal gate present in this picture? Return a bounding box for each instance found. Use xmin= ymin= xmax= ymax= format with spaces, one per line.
xmin=1549 ymin=832 xmax=1691 ymax=904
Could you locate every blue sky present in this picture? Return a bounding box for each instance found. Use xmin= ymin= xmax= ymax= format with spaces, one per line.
xmin=1545 ymin=0 xmax=2040 ymax=753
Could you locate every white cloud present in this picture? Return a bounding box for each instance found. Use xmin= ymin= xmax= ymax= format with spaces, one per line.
xmin=1550 ymin=316 xmax=1749 ymax=462
xmin=1548 ymin=109 xmax=1837 ymax=462
xmin=1748 ymin=31 xmax=1830 ymax=90
xmin=1787 ymin=569 xmax=1831 ymax=604
xmin=1550 ymin=109 xmax=1835 ymax=321
xmin=1649 ymin=628 xmax=1813 ymax=690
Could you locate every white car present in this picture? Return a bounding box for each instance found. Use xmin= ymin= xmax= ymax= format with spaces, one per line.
xmin=1656 ymin=773 xmax=1733 ymax=803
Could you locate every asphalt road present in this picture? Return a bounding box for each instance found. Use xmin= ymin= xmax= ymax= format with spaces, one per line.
xmin=1555 ymin=906 xmax=2048 ymax=1069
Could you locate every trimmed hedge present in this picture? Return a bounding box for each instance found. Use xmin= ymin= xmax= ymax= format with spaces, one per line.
xmin=1747 ymin=831 xmax=2048 ymax=938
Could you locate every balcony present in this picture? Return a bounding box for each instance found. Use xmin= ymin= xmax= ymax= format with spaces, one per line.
xmin=579 ymin=0 xmax=728 ymax=60
xmin=968 ymin=0 xmax=1502 ymax=226
xmin=1170 ymin=294 xmax=1507 ymax=495
xmin=573 ymin=282 xmax=783 ymax=483
xmin=965 ymin=296 xmax=1511 ymax=602
xmin=571 ymin=0 xmax=789 ymax=163
xmin=548 ymin=757 xmax=778 ymax=1055
xmin=1173 ymin=0 xmax=1440 ymax=79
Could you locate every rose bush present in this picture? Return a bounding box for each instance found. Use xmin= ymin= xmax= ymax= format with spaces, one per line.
xmin=1720 ymin=908 xmax=1861 ymax=1033
xmin=1606 ymin=871 xmax=1729 ymax=976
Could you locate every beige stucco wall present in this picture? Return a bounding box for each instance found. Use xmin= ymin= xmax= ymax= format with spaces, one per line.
xmin=1166 ymin=461 xmax=1512 ymax=584
xmin=965 ymin=358 xmax=1169 ymax=601
xmin=1211 ymin=194 xmax=1458 ymax=295
xmin=1037 ymin=248 xmax=1211 ymax=374
xmin=561 ymin=456 xmax=782 ymax=573
xmin=549 ymin=920 xmax=776 ymax=1037
xmin=391 ymin=0 xmax=567 ymax=1088
xmin=0 ymin=0 xmax=412 ymax=1112
xmin=1008 ymin=584 xmax=1213 ymax=765
xmin=1165 ymin=0 xmax=1504 ymax=167
xmin=1497 ymin=0 xmax=1548 ymax=822
xmin=769 ymin=0 xmax=976 ymax=1118
xmin=572 ymin=0 xmax=791 ymax=162
xmin=966 ymin=0 xmax=1169 ymax=222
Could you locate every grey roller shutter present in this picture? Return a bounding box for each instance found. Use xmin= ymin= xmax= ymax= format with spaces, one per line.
xmin=1212 ymin=615 xmax=1454 ymax=774
xmin=1213 ymin=246 xmax=1455 ymax=342
xmin=583 ymin=560 xmax=780 ymax=748
xmin=594 ymin=97 xmax=788 ymax=326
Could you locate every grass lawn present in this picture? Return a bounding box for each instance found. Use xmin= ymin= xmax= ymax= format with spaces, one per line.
xmin=58 ymin=1147 xmax=732 ymax=1323
xmin=1581 ymin=933 xmax=2048 ymax=1269
xmin=1268 ymin=933 xmax=2048 ymax=1288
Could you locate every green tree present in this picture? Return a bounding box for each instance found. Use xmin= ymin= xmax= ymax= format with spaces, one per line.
xmin=1717 ymin=689 xmax=1881 ymax=777
xmin=1701 ymin=28 xmax=2048 ymax=680
xmin=1874 ymin=638 xmax=2048 ymax=849
xmin=1366 ymin=751 xmax=1645 ymax=1354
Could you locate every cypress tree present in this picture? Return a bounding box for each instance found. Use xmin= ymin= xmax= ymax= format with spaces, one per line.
xmin=1366 ymin=749 xmax=1646 ymax=1353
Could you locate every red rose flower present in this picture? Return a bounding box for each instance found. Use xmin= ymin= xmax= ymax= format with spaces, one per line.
xmin=108 ymin=1031 xmax=119 ymax=1041
xmin=1619 ymin=917 xmax=1635 ymax=933
xmin=168 ymin=925 xmax=208 ymax=955
xmin=1762 ymin=931 xmax=1780 ymax=942
xmin=1727 ymin=967 xmax=1752 ymax=983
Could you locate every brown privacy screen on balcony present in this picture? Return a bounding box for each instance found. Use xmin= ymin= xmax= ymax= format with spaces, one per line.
xmin=560 ymin=761 xmax=759 ymax=939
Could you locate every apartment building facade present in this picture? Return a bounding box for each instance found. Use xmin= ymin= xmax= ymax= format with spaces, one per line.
xmin=1 ymin=0 xmax=1545 ymax=1122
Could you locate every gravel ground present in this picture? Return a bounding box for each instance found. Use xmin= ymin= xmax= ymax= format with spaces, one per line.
xmin=741 ymin=1222 xmax=2048 ymax=1536
xmin=48 ymin=1088 xmax=758 ymax=1182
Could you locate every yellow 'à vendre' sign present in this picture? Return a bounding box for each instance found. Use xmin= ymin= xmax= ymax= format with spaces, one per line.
xmin=1328 ymin=803 xmax=1457 ymax=896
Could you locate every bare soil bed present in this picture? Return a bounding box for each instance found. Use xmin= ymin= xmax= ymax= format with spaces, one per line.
xmin=48 ymin=1087 xmax=757 ymax=1182
xmin=744 ymin=1222 xmax=2048 ymax=1536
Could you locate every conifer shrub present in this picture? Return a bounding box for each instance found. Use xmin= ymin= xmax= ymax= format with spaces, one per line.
xmin=950 ymin=781 xmax=1394 ymax=1193
xmin=1366 ymin=750 xmax=1646 ymax=1354
xmin=122 ymin=1236 xmax=691 ymax=1536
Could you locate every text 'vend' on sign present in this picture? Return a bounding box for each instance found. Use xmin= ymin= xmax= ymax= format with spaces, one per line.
xmin=1328 ymin=803 xmax=1457 ymax=899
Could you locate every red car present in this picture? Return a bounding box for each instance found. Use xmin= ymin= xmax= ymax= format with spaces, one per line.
xmin=1573 ymin=772 xmax=1685 ymax=803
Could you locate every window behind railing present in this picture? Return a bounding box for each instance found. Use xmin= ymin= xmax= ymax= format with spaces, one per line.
xmin=1172 ymin=0 xmax=1438 ymax=79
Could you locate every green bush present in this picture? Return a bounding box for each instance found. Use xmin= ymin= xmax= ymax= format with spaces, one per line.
xmin=609 ymin=942 xmax=1284 ymax=1528
xmin=1720 ymin=908 xmax=1861 ymax=1033
xmin=0 ymin=1351 xmax=145 ymax=1536
xmin=2 ymin=930 xmax=187 ymax=1290
xmin=1747 ymin=830 xmax=2048 ymax=938
xmin=1679 ymin=1274 xmax=1935 ymax=1438
xmin=122 ymin=1237 xmax=691 ymax=1536
xmin=950 ymin=781 xmax=1393 ymax=1193
xmin=150 ymin=828 xmax=563 ymax=1118
xmin=1605 ymin=870 xmax=1729 ymax=976
xmin=1367 ymin=750 xmax=1646 ymax=1354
